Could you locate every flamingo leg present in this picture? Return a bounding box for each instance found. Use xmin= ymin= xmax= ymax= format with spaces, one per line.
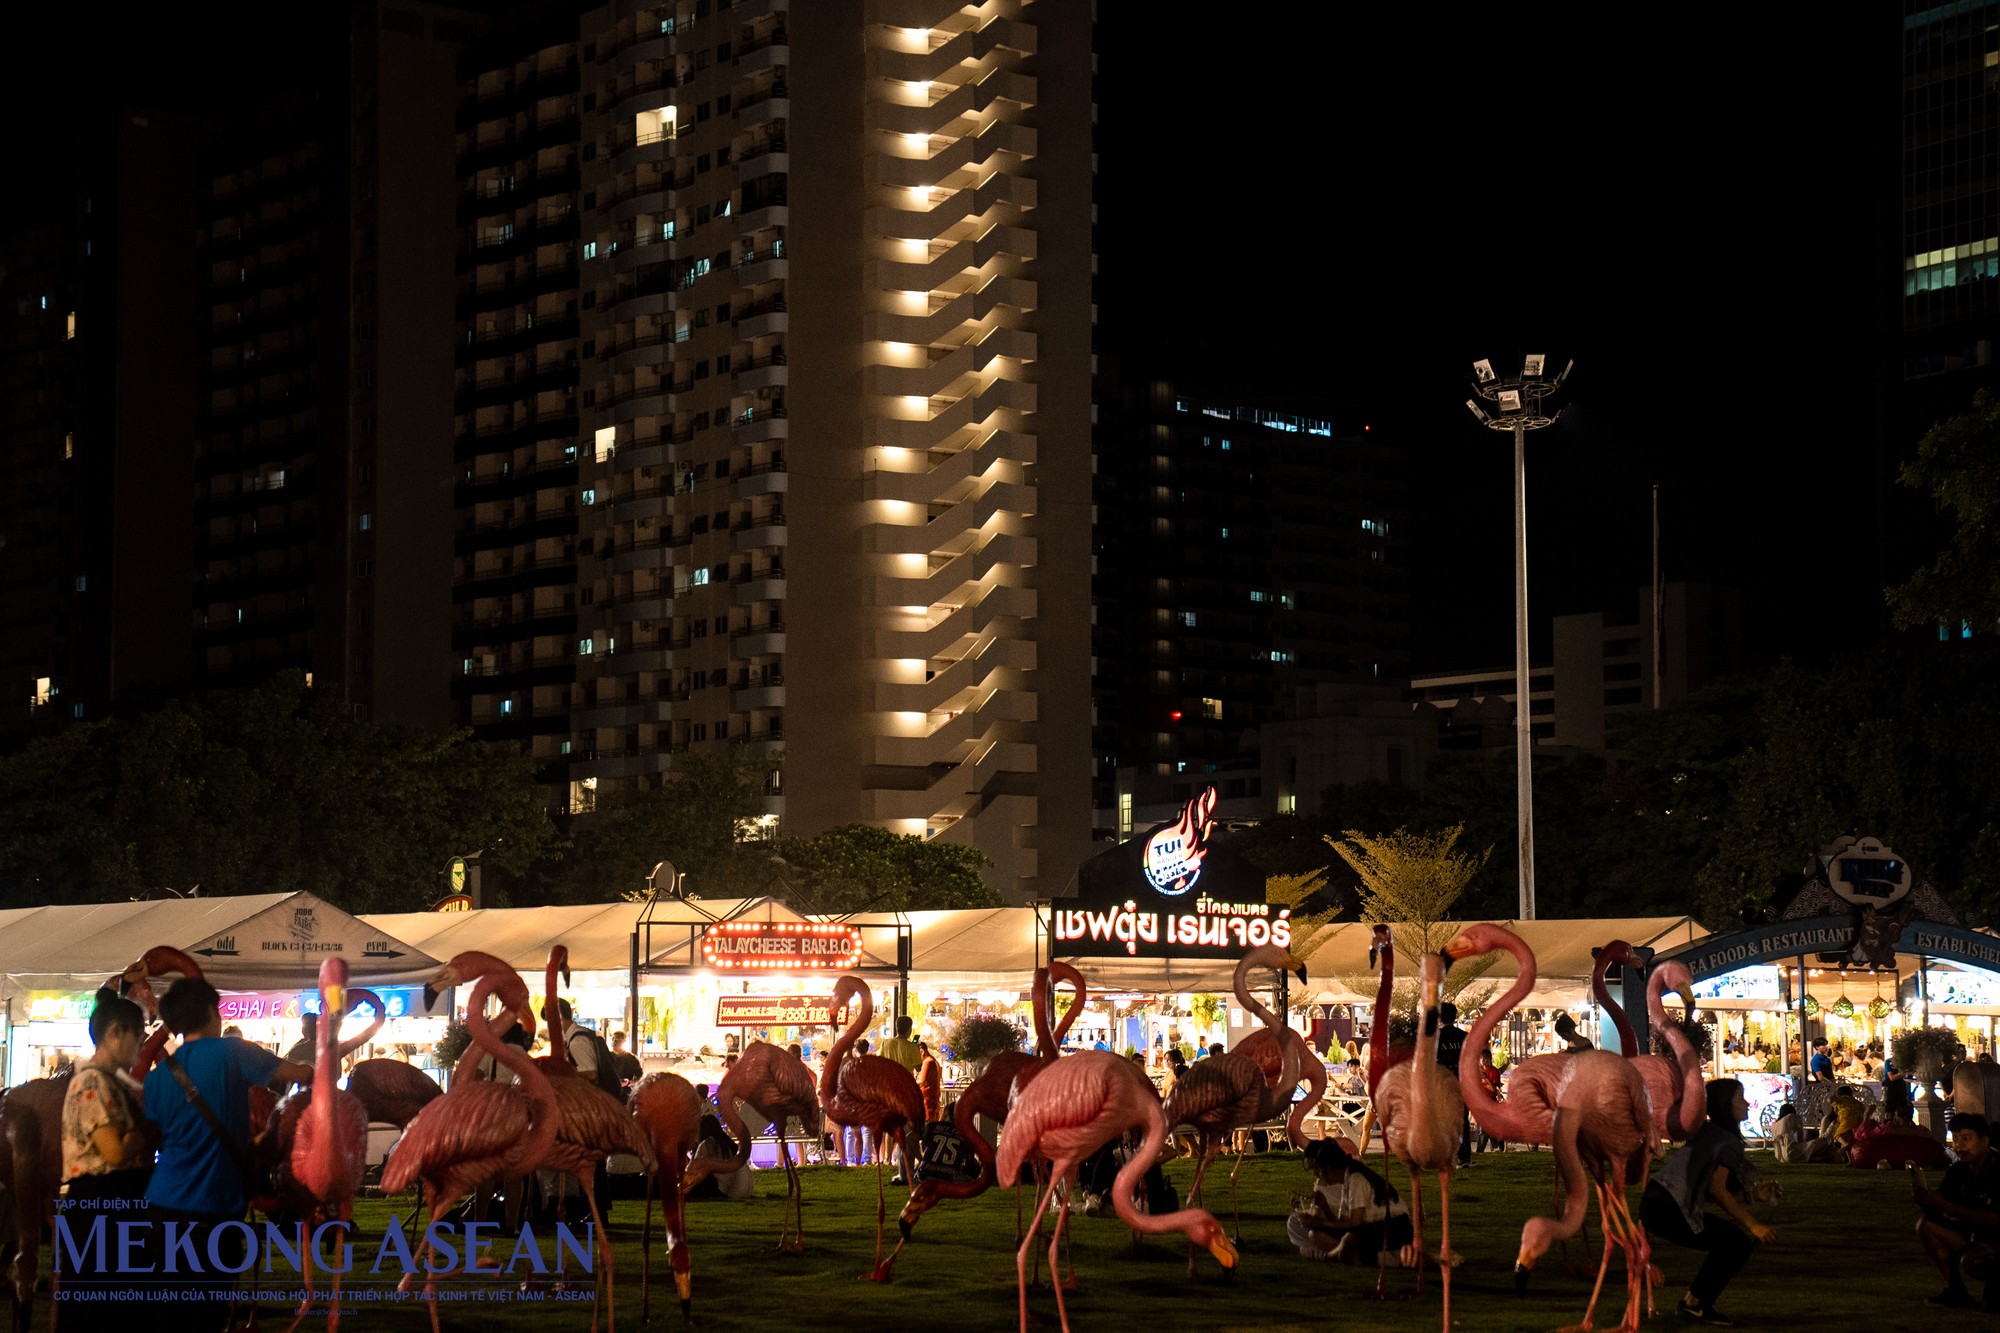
xmin=285 ymin=1219 xmax=312 ymax=1333
xmin=872 ymin=1153 xmax=887 ymax=1275
xmin=1564 ymin=1180 xmax=1618 ymax=1333
xmin=579 ymin=1174 xmax=612 ymax=1333
xmin=1047 ymin=1174 xmax=1077 ymax=1333
xmin=1439 ymin=1169 xmax=1453 ymax=1332
xmin=777 ymin=1133 xmax=805 ymax=1253
xmin=1227 ymin=1146 xmax=1246 ymax=1241
xmin=1016 ymin=1167 xmax=1065 ymax=1333
xmin=1183 ymin=1143 xmax=1218 ymax=1277
xmin=1410 ymin=1168 xmax=1427 ymax=1296
xmin=640 ymin=1167 xmax=655 ymax=1324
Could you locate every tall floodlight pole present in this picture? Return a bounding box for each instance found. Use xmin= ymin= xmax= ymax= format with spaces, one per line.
xmin=1467 ymin=356 xmax=1570 ymax=921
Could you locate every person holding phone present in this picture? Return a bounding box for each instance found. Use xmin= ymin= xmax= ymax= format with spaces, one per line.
xmin=1913 ymin=1112 xmax=1999 ymax=1310
xmin=1640 ymin=1079 xmax=1782 ymax=1325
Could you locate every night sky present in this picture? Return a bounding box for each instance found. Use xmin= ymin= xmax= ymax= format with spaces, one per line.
xmin=7 ymin=4 xmax=1907 ymax=674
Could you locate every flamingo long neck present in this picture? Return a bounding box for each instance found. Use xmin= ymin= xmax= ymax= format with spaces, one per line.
xmin=1412 ymin=955 xmax=1441 ymax=1134
xmin=544 ymin=957 xmax=571 ymax=1071
xmin=1049 ymin=962 xmax=1086 ymax=1049
xmin=706 ymin=1065 xmax=756 ymax=1178
xmin=128 ymin=949 xmax=205 ymax=1078
xmin=1028 ymin=967 xmax=1055 ymax=1055
xmin=1367 ymin=932 xmax=1393 ymax=1093
xmin=1459 ymin=930 xmax=1540 ymax=1141
xmin=1282 ymin=1033 xmax=1329 ymax=1151
xmin=336 ymin=990 xmax=386 ymax=1060
xmin=311 ymin=981 xmax=341 ymax=1148
xmin=1112 ymin=1085 xmax=1218 ymax=1239
xmin=131 ymin=1024 xmax=172 ymax=1080
xmin=820 ymin=978 xmax=871 ymax=1102
xmin=468 ymin=975 xmax=559 ymax=1169
xmin=1592 ymin=947 xmax=1637 ymax=1054
xmin=1650 ymin=968 xmax=1707 ymax=1138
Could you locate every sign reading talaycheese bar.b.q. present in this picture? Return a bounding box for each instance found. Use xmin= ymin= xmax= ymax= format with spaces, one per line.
xmin=699 ymin=921 xmax=864 ymax=971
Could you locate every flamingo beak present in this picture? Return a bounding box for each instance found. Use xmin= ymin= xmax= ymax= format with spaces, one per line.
xmin=422 ymin=964 xmax=460 ymax=1014
xmin=326 ymin=984 xmax=346 ymax=1019
xmin=562 ymin=962 xmax=572 ymax=986
xmin=1207 ymin=1234 xmax=1238 ymax=1269
xmin=1368 ymin=942 xmax=1380 ymax=970
xmin=1283 ymin=952 xmax=1308 ymax=985
xmin=1443 ymin=934 xmax=1474 ymax=961
xmin=674 ymin=1270 xmax=692 ymax=1316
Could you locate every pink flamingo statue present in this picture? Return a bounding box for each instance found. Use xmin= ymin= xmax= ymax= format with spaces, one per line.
xmin=873 ymin=960 xmax=1086 ymax=1281
xmin=998 ymin=1051 xmax=1238 ymax=1333
xmin=339 ymin=990 xmax=441 ymax=1129
xmin=280 ymin=957 xmax=370 ymax=1332
xmin=529 ymin=945 xmax=657 ymax=1333
xmin=383 ymin=957 xmax=560 ymax=1333
xmin=629 ymin=1072 xmax=704 ymax=1321
xmin=1159 ymin=944 xmax=1304 ymax=1263
xmin=819 ymin=975 xmax=926 ymax=1278
xmin=1447 ymin=923 xmax=1656 ymax=1333
xmin=1594 ymin=943 xmax=1706 ymax=1143
xmin=1373 ymin=951 xmax=1466 ymax=1326
xmin=707 ymin=1036 xmax=824 ymax=1253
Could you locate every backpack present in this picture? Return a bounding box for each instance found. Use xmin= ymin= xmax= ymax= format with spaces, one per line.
xmin=576 ymin=1028 xmax=626 ymax=1103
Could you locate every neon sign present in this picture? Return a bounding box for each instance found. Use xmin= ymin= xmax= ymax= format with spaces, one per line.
xmin=1143 ymin=787 xmax=1216 ymax=896
xmin=700 ymin=922 xmax=864 ymax=972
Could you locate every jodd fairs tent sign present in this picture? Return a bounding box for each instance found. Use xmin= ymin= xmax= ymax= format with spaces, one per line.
xmin=1056 ymin=786 xmax=1288 ymax=959
xmin=699 ymin=921 xmax=864 ymax=971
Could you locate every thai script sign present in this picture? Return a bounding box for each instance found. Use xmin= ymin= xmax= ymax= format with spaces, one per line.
xmin=1054 ymin=897 xmax=1292 ymax=959
xmin=700 ymin=922 xmax=864 ymax=971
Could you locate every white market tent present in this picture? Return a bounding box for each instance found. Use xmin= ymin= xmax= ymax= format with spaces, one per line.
xmin=359 ymin=896 xmax=835 ymax=977
xmin=0 ymin=891 xmax=443 ymax=1002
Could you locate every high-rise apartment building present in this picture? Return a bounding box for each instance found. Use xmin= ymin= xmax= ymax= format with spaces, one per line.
xmin=455 ymin=0 xmax=1095 ymax=899
xmin=1091 ymin=379 xmax=1410 ymax=815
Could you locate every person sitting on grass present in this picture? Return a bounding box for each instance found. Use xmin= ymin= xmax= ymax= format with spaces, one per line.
xmin=1913 ymin=1112 xmax=1999 ymax=1310
xmin=1285 ymin=1138 xmax=1416 ymax=1265
xmin=1639 ymin=1078 xmax=1781 ymax=1326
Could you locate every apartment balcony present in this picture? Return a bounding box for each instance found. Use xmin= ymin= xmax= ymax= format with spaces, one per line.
xmin=598 ymin=647 xmax=672 ymax=676
xmin=735 ymin=38 xmax=790 ymax=76
xmin=730 ymin=463 xmax=788 ymax=499
xmin=610 ymin=547 xmax=673 ymax=574
xmin=611 ymin=492 xmax=670 ymax=525
xmin=731 ymin=624 xmax=786 ymax=658
xmin=732 ymin=574 xmax=787 ymax=605
xmin=733 ymin=520 xmax=787 ymax=552
xmin=735 ymin=409 xmax=788 ymax=444
xmin=737 ymin=255 xmax=788 ymax=287
xmin=735 ymin=307 xmax=788 ymax=341
xmin=608 ymin=596 xmax=670 ymax=625
xmin=731 ymin=684 xmax=785 ymax=711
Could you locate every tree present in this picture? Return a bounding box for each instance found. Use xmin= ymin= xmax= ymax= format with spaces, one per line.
xmin=772 ymin=824 xmax=1000 ymax=914
xmin=1330 ymin=825 xmax=1496 ymax=1007
xmin=553 ymin=747 xmax=785 ymax=902
xmin=1265 ymin=869 xmax=1340 ymax=1020
xmin=1887 ymin=388 xmax=2000 ymax=634
xmin=0 ymin=673 xmax=558 ymax=911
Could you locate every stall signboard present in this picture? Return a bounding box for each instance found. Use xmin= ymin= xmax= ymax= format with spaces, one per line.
xmin=434 ymin=894 xmax=472 ymax=913
xmin=714 ymin=996 xmax=849 ymax=1027
xmin=217 ymin=991 xmax=309 ymax=1023
xmin=700 ymin=922 xmax=864 ymax=971
xmin=1691 ymin=966 xmax=1783 ymax=1002
xmin=299 ymin=986 xmax=425 ymax=1020
xmin=26 ymin=992 xmax=96 ymax=1022
xmin=1057 ymin=786 xmax=1287 ymax=959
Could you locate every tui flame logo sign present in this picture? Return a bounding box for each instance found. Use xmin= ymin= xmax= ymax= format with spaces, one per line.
xmin=1143 ymin=787 xmax=1217 ymax=897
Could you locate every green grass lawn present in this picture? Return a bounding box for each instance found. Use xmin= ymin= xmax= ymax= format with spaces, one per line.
xmin=210 ymin=1150 xmax=1991 ymax=1331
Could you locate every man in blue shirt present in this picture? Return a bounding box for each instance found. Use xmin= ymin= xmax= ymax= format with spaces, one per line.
xmin=141 ymin=977 xmax=312 ymax=1331
xmin=1810 ymin=1039 xmax=1835 ymax=1083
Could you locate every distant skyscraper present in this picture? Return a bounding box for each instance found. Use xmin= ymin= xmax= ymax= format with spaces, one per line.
xmin=454 ymin=0 xmax=1095 ymax=899
xmin=1091 ymin=378 xmax=1410 ymax=824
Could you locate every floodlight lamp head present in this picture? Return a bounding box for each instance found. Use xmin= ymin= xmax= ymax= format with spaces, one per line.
xmin=1497 ymin=388 xmax=1523 ymax=414
xmin=1554 ymin=358 xmax=1575 ymax=389
xmin=1472 ymin=358 xmax=1496 ymax=384
xmin=1465 ymin=398 xmax=1492 ymax=424
xmin=1523 ymin=354 xmax=1546 ymax=378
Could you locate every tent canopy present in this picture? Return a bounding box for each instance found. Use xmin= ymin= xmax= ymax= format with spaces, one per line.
xmin=0 ymin=892 xmax=443 ymax=999
xmin=360 ymin=896 xmax=820 ymax=975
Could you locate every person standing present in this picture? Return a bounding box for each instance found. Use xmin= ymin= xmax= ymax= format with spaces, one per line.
xmin=1913 ymin=1112 xmax=1999 ymax=1310
xmin=1885 ymin=1060 xmax=1915 ymax=1125
xmin=1809 ymin=1039 xmax=1836 ymax=1083
xmin=917 ymin=1041 xmax=943 ymax=1124
xmin=144 ymin=978 xmax=313 ymax=1333
xmin=1639 ymin=1078 xmax=1781 ymax=1325
xmin=609 ymin=1031 xmax=644 ymax=1085
xmin=1435 ymin=1001 xmax=1472 ymax=1168
xmin=59 ymin=991 xmax=155 ymax=1328
xmin=877 ymin=1018 xmax=923 ymax=1182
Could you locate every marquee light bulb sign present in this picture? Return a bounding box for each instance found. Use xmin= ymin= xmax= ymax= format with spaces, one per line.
xmin=700 ymin=921 xmax=864 ymax=971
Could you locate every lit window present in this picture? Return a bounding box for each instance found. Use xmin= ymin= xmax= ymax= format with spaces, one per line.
xmin=1220 ymin=439 xmax=1231 ymax=451
xmin=1279 ymin=593 xmax=1294 ymax=609
xmin=73 ymin=703 xmax=84 ymax=719
xmin=65 ymin=312 xmax=76 ymax=339
xmin=1271 ymin=650 xmax=1293 ymax=663
xmin=691 ymin=568 xmax=710 ymax=586
xmin=1220 ymin=527 xmax=1229 ymax=539
xmin=1277 ymin=793 xmax=1298 ymax=814
xmin=500 ymin=699 xmax=514 ymax=716
xmin=1201 ymin=697 xmax=1223 ymax=721
xmin=594 ymin=426 xmax=616 ymax=463
xmin=236 ymin=609 xmax=244 ymax=624
xmin=462 ymin=658 xmax=473 ymax=675
xmin=1181 ymin=612 xmax=1197 ymax=627
xmin=560 ymin=739 xmax=573 ymax=754
xmin=32 ymin=677 xmax=52 ymax=707
xmin=1249 ymin=591 xmax=1266 ymax=603
xmin=63 ymin=433 xmax=73 ymax=459
xmin=583 ymin=241 xmax=598 ymax=261
xmin=582 ymin=488 xmax=597 ymax=505
xmin=74 ymin=575 xmax=86 ymax=592
xmin=358 ymin=513 xmax=371 ymax=531
xmin=579 ymin=638 xmax=594 ymax=655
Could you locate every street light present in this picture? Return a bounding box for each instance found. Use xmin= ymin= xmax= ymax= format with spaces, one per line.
xmin=1467 ymin=355 xmax=1570 ymax=921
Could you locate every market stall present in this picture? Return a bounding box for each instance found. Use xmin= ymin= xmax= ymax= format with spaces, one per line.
xmin=0 ymin=892 xmax=441 ymax=1087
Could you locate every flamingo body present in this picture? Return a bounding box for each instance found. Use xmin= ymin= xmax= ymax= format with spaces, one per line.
xmin=998 ymin=1052 xmax=1236 ymax=1333
xmin=709 ymin=1039 xmax=821 ymax=1252
xmin=820 ymin=976 xmax=926 ymax=1275
xmin=345 ymin=1060 xmax=443 ymax=1129
xmin=630 ymin=1072 xmax=703 ymax=1319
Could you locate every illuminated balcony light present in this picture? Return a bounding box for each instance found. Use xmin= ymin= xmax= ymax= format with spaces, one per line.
xmin=903 ymin=133 xmax=929 ymax=152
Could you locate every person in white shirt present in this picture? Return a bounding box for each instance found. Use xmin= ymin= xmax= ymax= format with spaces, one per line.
xmin=1287 ymin=1138 xmax=1417 ymax=1264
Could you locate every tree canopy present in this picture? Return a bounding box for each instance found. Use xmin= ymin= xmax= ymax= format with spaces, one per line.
xmin=549 ymin=747 xmax=785 ymax=902
xmin=1887 ymin=387 xmax=2000 ymax=634
xmin=0 ymin=672 xmax=555 ymax=912
xmin=771 ymin=824 xmax=1001 ymax=914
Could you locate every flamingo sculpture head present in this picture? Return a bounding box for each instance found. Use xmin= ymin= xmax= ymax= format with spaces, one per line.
xmin=1442 ymin=921 xmax=1516 ymax=965
xmin=424 ymin=949 xmax=519 ymax=1014
xmin=1369 ymin=924 xmax=1392 ymax=971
